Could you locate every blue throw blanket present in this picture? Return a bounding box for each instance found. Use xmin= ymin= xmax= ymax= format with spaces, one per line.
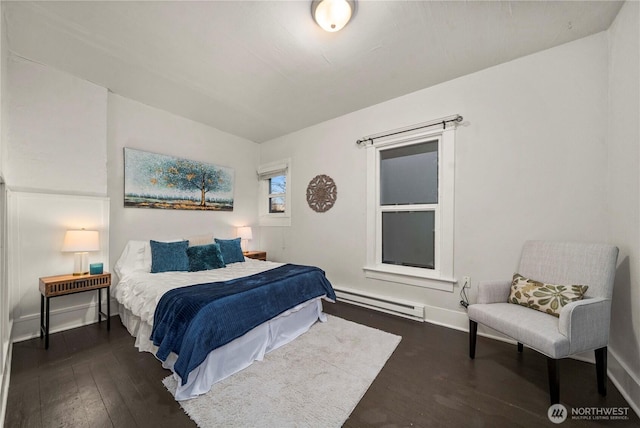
xmin=151 ymin=264 xmax=336 ymax=385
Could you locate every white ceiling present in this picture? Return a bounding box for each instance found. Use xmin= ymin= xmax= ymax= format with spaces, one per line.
xmin=4 ymin=1 xmax=624 ymax=143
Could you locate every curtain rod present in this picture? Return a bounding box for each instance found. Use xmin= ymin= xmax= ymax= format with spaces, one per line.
xmin=356 ymin=114 xmax=463 ymax=146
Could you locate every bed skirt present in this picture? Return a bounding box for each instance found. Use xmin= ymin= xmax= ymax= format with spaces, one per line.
xmin=118 ymin=297 xmax=325 ymax=400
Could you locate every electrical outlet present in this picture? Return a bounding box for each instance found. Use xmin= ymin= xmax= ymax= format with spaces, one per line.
xmin=463 ymin=276 xmax=471 ymax=288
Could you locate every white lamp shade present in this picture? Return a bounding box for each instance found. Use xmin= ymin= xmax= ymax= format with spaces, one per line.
xmin=313 ymin=0 xmax=354 ymax=32
xmin=237 ymin=227 xmax=253 ymax=240
xmin=61 ymin=230 xmax=100 ymax=252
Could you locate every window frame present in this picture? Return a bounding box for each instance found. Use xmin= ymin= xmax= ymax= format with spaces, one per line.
xmin=258 ymin=159 xmax=291 ymax=227
xmin=363 ymin=126 xmax=455 ymax=291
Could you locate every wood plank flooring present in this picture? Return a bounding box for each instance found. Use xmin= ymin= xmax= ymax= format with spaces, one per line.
xmin=6 ymin=302 xmax=639 ymax=427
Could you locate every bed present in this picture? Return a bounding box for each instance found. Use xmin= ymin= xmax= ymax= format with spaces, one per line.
xmin=112 ymin=238 xmax=336 ymax=401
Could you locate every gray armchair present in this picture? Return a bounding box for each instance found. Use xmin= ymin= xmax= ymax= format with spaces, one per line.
xmin=468 ymin=241 xmax=619 ymax=404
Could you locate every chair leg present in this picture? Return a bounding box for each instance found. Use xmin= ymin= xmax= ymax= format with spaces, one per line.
xmin=517 ymin=342 xmax=523 ymax=353
xmin=547 ymin=357 xmax=560 ymax=404
xmin=469 ymin=320 xmax=478 ymax=359
xmin=595 ymin=346 xmax=607 ymax=396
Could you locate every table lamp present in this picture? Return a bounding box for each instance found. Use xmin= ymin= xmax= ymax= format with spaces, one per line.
xmin=237 ymin=226 xmax=253 ymax=253
xmin=61 ymin=229 xmax=100 ymax=275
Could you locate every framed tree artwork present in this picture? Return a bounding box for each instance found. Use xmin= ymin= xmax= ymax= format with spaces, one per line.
xmin=124 ymin=148 xmax=235 ymax=211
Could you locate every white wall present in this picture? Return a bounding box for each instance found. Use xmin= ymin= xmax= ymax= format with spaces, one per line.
xmin=2 ymin=55 xmax=262 ymax=344
xmin=5 ymin=56 xmax=110 ymax=342
xmin=107 ymin=93 xmax=261 ymax=274
xmin=607 ymin=0 xmax=640 ymax=414
xmin=0 ymin=3 xmax=10 ymax=425
xmin=6 ymin=56 xmax=107 ymax=195
xmin=8 ymin=192 xmax=110 ymax=341
xmin=260 ymin=32 xmax=610 ymax=325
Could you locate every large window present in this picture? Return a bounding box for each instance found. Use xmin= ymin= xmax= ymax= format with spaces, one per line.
xmin=380 ymin=140 xmax=438 ymax=269
xmin=258 ymin=159 xmax=291 ymax=226
xmin=364 ymin=125 xmax=455 ymax=291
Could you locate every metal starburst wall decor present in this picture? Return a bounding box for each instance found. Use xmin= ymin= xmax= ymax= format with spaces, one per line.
xmin=306 ymin=174 xmax=337 ymax=213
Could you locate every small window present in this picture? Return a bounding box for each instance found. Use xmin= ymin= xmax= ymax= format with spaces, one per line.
xmin=268 ymin=175 xmax=286 ymax=213
xmin=258 ymin=159 xmax=291 ymax=226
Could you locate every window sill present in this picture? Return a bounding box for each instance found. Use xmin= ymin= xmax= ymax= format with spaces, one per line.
xmin=363 ymin=265 xmax=455 ymax=292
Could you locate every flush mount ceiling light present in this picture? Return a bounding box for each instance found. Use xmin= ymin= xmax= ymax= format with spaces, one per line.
xmin=311 ymin=0 xmax=356 ymax=32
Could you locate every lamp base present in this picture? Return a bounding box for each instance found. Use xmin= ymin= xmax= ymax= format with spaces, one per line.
xmin=73 ymin=252 xmax=89 ymax=276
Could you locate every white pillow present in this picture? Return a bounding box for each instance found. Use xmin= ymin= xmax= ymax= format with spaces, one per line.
xmin=114 ymin=240 xmax=151 ymax=279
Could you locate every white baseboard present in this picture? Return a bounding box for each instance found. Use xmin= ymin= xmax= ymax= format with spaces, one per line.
xmin=423 ymin=303 xmax=469 ymax=331
xmin=607 ymin=348 xmax=640 ymax=418
xmin=11 ymin=298 xmax=117 ymax=342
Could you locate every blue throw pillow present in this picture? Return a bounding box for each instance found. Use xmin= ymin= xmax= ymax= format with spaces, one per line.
xmin=214 ymin=237 xmax=245 ymax=264
xmin=187 ymin=243 xmax=226 ymax=272
xmin=150 ymin=240 xmax=189 ymax=273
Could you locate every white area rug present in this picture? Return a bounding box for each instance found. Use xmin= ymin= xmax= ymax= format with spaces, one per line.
xmin=163 ymin=315 xmax=401 ymax=428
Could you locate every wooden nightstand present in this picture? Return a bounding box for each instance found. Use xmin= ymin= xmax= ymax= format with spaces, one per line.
xmin=39 ymin=272 xmax=111 ymax=349
xmin=244 ymin=251 xmax=267 ymax=261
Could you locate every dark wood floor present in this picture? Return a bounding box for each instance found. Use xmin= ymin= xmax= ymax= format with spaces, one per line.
xmin=6 ymin=302 xmax=639 ymax=427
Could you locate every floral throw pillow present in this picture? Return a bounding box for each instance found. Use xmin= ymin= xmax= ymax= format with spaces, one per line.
xmin=508 ymin=273 xmax=589 ymax=317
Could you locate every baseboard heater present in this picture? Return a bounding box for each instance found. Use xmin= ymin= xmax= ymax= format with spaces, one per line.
xmin=334 ymin=287 xmax=425 ymax=321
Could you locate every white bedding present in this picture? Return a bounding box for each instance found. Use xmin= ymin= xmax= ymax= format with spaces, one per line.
xmin=113 ymin=247 xmax=328 ymax=401
xmin=113 ymin=257 xmax=285 ymax=327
